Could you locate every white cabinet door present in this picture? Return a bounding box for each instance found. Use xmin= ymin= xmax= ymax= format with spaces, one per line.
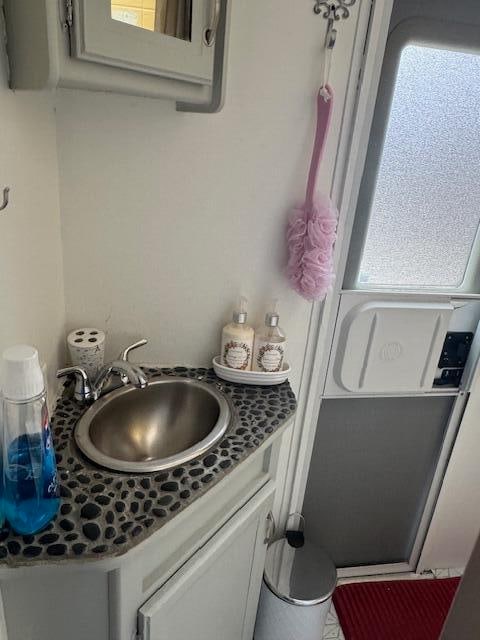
xmin=70 ymin=0 xmax=214 ymax=84
xmin=138 ymin=484 xmax=274 ymax=640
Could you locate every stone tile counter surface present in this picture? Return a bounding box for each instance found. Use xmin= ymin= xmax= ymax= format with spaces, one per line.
xmin=0 ymin=367 xmax=296 ymax=566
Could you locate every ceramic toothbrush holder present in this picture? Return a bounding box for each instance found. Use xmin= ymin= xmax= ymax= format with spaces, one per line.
xmin=67 ymin=328 xmax=105 ymax=380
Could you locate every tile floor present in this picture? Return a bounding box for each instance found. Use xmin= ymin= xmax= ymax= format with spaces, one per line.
xmin=323 ymin=606 xmax=345 ymax=640
xmin=321 ymin=568 xmax=463 ymax=639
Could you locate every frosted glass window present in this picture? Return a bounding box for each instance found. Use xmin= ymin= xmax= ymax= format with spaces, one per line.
xmin=358 ymin=45 xmax=480 ymax=289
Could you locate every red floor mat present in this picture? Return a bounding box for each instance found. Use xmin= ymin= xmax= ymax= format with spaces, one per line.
xmin=333 ymin=577 xmax=460 ymax=640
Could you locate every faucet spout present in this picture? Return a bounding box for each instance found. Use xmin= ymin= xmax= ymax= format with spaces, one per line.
xmin=112 ymin=361 xmax=148 ymax=389
xmin=57 ymin=339 xmax=150 ymax=404
xmin=95 ymin=361 xmax=148 ymax=397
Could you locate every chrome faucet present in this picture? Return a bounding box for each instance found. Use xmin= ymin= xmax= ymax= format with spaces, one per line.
xmin=94 ymin=359 xmax=148 ymax=396
xmin=57 ymin=339 xmax=149 ymax=405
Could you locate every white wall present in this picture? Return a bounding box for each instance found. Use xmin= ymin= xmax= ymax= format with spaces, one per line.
xmin=0 ymin=8 xmax=65 ymax=394
xmin=55 ymin=0 xmax=357 ymax=391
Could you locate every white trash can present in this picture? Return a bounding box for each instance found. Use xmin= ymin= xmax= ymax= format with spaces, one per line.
xmin=254 ymin=539 xmax=337 ymax=640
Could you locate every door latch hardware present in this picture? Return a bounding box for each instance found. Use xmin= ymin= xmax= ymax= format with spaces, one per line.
xmin=264 ymin=511 xmax=276 ymax=545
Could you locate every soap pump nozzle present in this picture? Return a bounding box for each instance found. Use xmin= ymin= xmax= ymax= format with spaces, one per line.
xmin=265 ymin=299 xmax=280 ymax=327
xmin=233 ymin=296 xmax=249 ymax=324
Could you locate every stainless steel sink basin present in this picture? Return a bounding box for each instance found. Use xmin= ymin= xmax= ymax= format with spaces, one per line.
xmin=74 ymin=377 xmax=230 ymax=473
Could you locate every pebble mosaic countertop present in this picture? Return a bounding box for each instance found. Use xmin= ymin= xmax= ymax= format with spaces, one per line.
xmin=0 ymin=367 xmax=296 ymax=566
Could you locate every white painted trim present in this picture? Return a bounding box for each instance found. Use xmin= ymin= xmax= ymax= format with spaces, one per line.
xmin=324 ymin=391 xmax=460 ymax=400
xmin=279 ymin=0 xmax=394 ymax=524
xmin=342 ymin=289 xmax=480 ymax=301
xmin=337 ymin=562 xmax=412 ymax=579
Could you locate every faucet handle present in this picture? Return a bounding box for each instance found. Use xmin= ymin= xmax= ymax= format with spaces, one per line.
xmin=119 ymin=339 xmax=148 ymax=362
xmin=57 ymin=366 xmax=93 ymax=404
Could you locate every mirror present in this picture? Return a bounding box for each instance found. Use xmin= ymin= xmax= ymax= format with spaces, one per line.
xmin=111 ymin=0 xmax=192 ymax=41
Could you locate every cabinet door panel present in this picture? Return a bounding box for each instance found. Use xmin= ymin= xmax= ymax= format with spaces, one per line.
xmin=138 ymin=485 xmax=273 ymax=640
xmin=71 ymin=0 xmax=213 ymax=83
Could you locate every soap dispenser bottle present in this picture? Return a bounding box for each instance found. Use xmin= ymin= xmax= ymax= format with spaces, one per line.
xmin=253 ymin=302 xmax=287 ymax=372
xmin=1 ymin=345 xmax=60 ymax=535
xmin=221 ymin=297 xmax=255 ymax=370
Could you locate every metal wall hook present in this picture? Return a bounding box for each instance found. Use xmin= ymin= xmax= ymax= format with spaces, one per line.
xmin=325 ymin=15 xmax=337 ymax=49
xmin=313 ymin=1 xmax=357 ymax=21
xmin=314 ymin=1 xmax=357 ymax=50
xmin=0 ymin=187 xmax=10 ymax=211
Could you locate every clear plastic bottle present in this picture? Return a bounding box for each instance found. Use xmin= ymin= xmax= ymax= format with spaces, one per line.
xmin=1 ymin=346 xmax=59 ymax=535
xmin=252 ymin=302 xmax=287 ymax=373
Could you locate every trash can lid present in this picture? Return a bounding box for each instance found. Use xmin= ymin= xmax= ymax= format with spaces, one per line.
xmin=263 ymin=539 xmax=337 ymax=606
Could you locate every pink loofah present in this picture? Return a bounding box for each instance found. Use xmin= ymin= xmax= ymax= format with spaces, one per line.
xmin=286 ymin=195 xmax=337 ymax=300
xmin=286 ymin=85 xmax=338 ymax=301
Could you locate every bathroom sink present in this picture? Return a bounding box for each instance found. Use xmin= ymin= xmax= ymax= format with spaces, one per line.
xmin=74 ymin=377 xmax=230 ymax=473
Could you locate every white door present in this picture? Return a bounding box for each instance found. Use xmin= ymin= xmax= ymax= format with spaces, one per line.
xmin=138 ymin=484 xmax=274 ymax=640
xmin=300 ymin=0 xmax=480 ymax=577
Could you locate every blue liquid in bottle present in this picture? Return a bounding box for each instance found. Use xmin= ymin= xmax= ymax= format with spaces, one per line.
xmin=2 ymin=397 xmax=59 ymax=535
xmin=4 ymin=430 xmax=59 ymax=535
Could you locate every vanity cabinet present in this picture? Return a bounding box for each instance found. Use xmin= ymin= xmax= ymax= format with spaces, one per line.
xmin=0 ymin=423 xmax=291 ymax=640
xmin=138 ymin=484 xmax=273 ymax=640
xmin=4 ymin=0 xmax=231 ymax=109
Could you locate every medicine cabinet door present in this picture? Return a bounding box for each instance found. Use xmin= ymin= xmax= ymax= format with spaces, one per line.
xmin=69 ymin=0 xmax=215 ymax=85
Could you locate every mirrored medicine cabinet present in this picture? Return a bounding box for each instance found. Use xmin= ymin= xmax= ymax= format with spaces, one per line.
xmin=4 ymin=0 xmax=231 ymax=112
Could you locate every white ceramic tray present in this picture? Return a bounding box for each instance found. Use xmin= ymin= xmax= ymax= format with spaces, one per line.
xmin=213 ymin=356 xmax=290 ymax=386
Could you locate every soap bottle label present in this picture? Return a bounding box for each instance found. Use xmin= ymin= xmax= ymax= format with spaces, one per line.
xmin=223 ymin=340 xmax=252 ymax=370
xmin=254 ymin=340 xmax=285 ymax=372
